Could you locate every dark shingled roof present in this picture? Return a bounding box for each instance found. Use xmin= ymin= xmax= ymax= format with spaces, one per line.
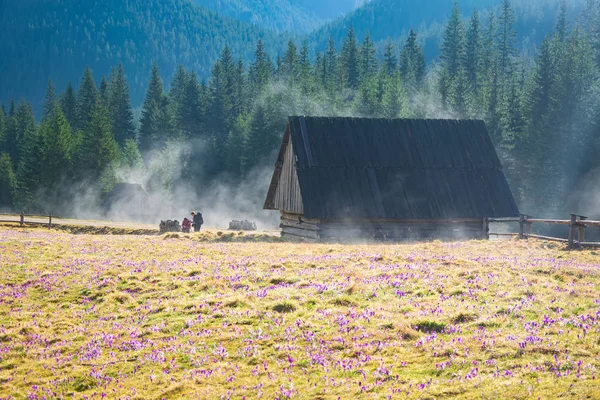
xmin=268 ymin=116 xmax=520 ymax=220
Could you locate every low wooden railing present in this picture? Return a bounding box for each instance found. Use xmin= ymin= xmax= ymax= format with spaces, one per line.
xmin=489 ymin=214 xmax=600 ymax=249
xmin=0 ymin=212 xmax=59 ymax=227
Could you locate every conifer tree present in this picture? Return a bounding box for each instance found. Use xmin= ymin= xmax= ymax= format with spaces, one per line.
xmin=360 ymin=31 xmax=378 ymax=81
xmin=15 ymin=117 xmax=42 ymax=209
xmin=169 ymin=65 xmax=188 ymax=114
xmin=15 ymin=102 xmax=36 ymax=164
xmin=40 ymin=105 xmax=73 ymax=188
xmin=3 ymin=101 xmax=18 ymax=163
xmin=497 ymin=0 xmax=517 ymax=77
xmin=325 ymin=37 xmax=338 ymax=89
xmin=109 ymin=63 xmax=136 ymax=146
xmin=139 ymin=63 xmax=171 ymax=152
xmin=282 ymin=40 xmax=299 ymax=82
xmin=0 ymin=106 xmax=5 ymax=151
xmin=0 ymin=153 xmax=17 ymax=209
xmin=76 ymin=67 xmax=98 ymax=131
xmin=440 ymin=1 xmax=467 ymax=109
xmin=299 ymin=41 xmax=313 ymax=92
xmin=382 ymin=40 xmax=398 ymax=75
xmin=60 ymin=83 xmax=78 ymax=129
xmin=399 ymin=29 xmax=426 ymax=89
xmin=179 ymin=72 xmax=204 ymax=140
xmin=465 ymin=10 xmax=484 ymax=92
xmin=249 ymin=40 xmax=273 ymax=94
xmin=341 ymin=25 xmax=360 ymax=90
xmin=42 ymin=80 xmax=58 ymax=121
xmin=381 ymin=72 xmax=408 ymax=119
xmin=441 ymin=1 xmax=466 ymax=76
xmin=99 ymin=76 xmax=109 ymax=106
xmin=77 ymin=99 xmax=119 ymax=183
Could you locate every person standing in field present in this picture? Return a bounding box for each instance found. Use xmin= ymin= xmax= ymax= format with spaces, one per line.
xmin=191 ymin=211 xmax=203 ymax=232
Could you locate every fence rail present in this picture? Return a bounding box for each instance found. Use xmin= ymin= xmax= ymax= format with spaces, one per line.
xmin=490 ymin=213 xmax=600 ymax=249
xmin=0 ymin=212 xmax=59 ymax=227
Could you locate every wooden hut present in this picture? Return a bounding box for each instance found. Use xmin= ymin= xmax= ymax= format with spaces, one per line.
xmin=264 ymin=116 xmax=520 ymax=242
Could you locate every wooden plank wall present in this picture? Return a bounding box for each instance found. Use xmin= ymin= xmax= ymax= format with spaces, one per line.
xmin=279 ymin=216 xmax=489 ymax=242
xmin=280 ymin=212 xmax=320 ymax=241
xmin=318 ymin=219 xmax=488 ymax=241
xmin=274 ymin=142 xmax=304 ymax=215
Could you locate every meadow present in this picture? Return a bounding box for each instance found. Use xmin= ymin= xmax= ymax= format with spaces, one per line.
xmin=0 ymin=226 xmax=599 ymax=399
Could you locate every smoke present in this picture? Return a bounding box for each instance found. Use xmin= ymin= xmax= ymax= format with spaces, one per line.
xmin=46 ymin=136 xmax=279 ymax=230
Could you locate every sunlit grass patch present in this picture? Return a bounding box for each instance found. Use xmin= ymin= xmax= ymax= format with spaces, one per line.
xmin=1 ymin=226 xmax=600 ymax=399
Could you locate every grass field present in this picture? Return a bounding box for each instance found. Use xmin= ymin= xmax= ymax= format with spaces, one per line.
xmin=1 ymin=226 xmax=599 ymax=399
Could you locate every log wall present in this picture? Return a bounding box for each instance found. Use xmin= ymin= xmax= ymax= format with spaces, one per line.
xmin=279 ymin=213 xmax=489 ymax=242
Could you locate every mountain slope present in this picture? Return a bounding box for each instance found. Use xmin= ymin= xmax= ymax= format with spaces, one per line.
xmin=192 ymin=0 xmax=323 ymax=33
xmin=308 ymin=0 xmax=585 ymax=59
xmin=293 ymin=0 xmax=370 ymax=20
xmin=0 ymin=0 xmax=280 ymax=110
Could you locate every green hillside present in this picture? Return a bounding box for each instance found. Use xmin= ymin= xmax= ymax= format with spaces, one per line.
xmin=192 ymin=0 xmax=324 ymax=32
xmin=308 ymin=0 xmax=585 ymax=58
xmin=0 ymin=0 xmax=279 ymax=109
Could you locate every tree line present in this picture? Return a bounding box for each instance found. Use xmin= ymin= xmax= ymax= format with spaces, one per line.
xmin=1 ymin=0 xmax=599 ymax=218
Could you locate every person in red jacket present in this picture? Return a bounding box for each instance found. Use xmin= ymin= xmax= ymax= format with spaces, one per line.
xmin=182 ymin=217 xmax=192 ymax=233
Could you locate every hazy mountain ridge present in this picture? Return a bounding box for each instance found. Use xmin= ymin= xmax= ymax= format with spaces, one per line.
xmin=308 ymin=0 xmax=585 ymax=59
xmin=192 ymin=0 xmax=324 ymax=33
xmin=0 ymin=0 xmax=280 ymax=109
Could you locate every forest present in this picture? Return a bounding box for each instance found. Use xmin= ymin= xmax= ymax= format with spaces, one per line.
xmin=0 ymin=0 xmax=599 ymax=220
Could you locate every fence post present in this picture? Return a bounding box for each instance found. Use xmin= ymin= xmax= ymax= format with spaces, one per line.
xmin=568 ymin=214 xmax=577 ymax=249
xmin=519 ymin=214 xmax=526 ymax=239
xmin=48 ymin=213 xmax=52 ymax=228
xmin=20 ymin=211 xmax=24 ymax=226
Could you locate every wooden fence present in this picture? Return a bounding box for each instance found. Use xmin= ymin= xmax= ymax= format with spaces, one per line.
xmin=489 ymin=214 xmax=600 ymax=249
xmin=0 ymin=212 xmax=58 ymax=227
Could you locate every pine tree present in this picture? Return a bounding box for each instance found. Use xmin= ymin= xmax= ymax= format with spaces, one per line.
xmin=299 ymin=41 xmax=313 ymax=93
xmin=441 ymin=1 xmax=466 ymax=76
xmin=14 ymin=119 xmax=42 ymax=210
xmin=3 ymin=101 xmax=18 ymax=163
xmin=42 ymin=80 xmax=58 ymax=121
xmin=383 ymin=40 xmax=398 ymax=75
xmin=440 ymin=1 xmax=467 ymax=109
xmin=60 ymin=83 xmax=78 ymax=129
xmin=139 ymin=63 xmax=171 ymax=152
xmin=99 ymin=76 xmax=109 ymax=106
xmin=40 ymin=105 xmax=73 ymax=189
xmin=555 ymin=0 xmax=568 ymax=43
xmin=179 ymin=72 xmax=204 ymax=140
xmin=381 ymin=72 xmax=408 ymax=119
xmin=15 ymin=102 xmax=36 ymax=164
xmin=76 ymin=67 xmax=98 ymax=131
xmin=0 ymin=153 xmax=17 ymax=209
xmin=360 ymin=31 xmax=378 ymax=81
xmin=341 ymin=25 xmax=360 ymax=90
xmin=399 ymin=29 xmax=426 ymax=89
xmin=109 ymin=63 xmax=136 ymax=146
xmin=325 ymin=37 xmax=338 ymax=90
xmin=465 ymin=10 xmax=484 ymax=92
xmin=120 ymin=138 xmax=144 ymax=171
xmin=77 ymin=100 xmax=119 ymax=183
xmin=0 ymin=106 xmax=5 ymax=151
xmin=249 ymin=40 xmax=273 ymax=94
xmin=282 ymin=40 xmax=299 ymax=82
xmin=169 ymin=65 xmax=188 ymax=113
xmin=448 ymin=67 xmax=474 ymax=118
xmin=497 ymin=0 xmax=517 ymax=77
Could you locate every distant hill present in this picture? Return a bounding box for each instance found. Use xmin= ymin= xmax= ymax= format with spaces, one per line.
xmin=293 ymin=0 xmax=370 ymax=20
xmin=308 ymin=0 xmax=585 ymax=59
xmin=192 ymin=0 xmax=324 ymax=33
xmin=0 ymin=0 xmax=279 ymax=111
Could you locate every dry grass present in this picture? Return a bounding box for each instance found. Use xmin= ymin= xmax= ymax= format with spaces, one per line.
xmin=0 ymin=227 xmax=599 ymax=399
